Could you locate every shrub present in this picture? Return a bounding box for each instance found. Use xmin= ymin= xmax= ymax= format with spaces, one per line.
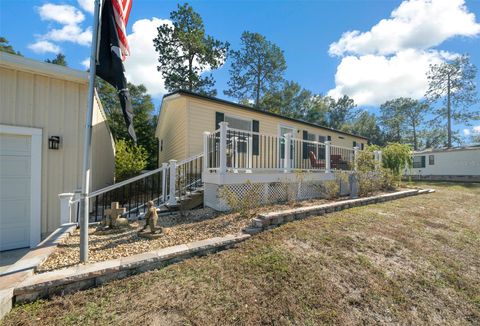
xmin=382 ymin=143 xmax=412 ymax=184
xmin=322 ymin=179 xmax=340 ymax=199
xmin=320 ymin=172 xmax=347 ymax=199
xmin=355 ymin=144 xmax=397 ymax=196
xmin=219 ymin=181 xmax=263 ymax=217
xmin=356 ymin=145 xmax=380 ymax=172
xmin=115 ymin=139 xmax=148 ymax=181
xmin=356 ymin=168 xmax=395 ymax=197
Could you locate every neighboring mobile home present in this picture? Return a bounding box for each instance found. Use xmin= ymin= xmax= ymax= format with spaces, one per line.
xmin=0 ymin=52 xmax=115 ymax=251
xmin=405 ymin=145 xmax=480 ymax=182
xmin=156 ymin=90 xmax=367 ymax=165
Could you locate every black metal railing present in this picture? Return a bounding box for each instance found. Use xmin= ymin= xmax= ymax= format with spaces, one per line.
xmin=175 ymin=154 xmax=203 ymax=200
xmin=330 ymin=145 xmax=354 ymax=171
xmin=87 ymin=167 xmax=166 ymax=222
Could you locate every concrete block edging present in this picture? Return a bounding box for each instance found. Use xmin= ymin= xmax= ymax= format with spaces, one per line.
xmin=10 ymin=233 xmax=250 ymax=306
xmin=244 ymin=188 xmax=435 ymax=233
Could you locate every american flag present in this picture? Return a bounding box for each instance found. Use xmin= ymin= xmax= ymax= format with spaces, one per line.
xmin=96 ymin=0 xmax=137 ymax=142
xmin=111 ymin=0 xmax=132 ymax=61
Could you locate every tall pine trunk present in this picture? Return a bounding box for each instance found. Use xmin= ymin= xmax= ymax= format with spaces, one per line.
xmin=188 ymin=56 xmax=193 ymax=92
xmin=447 ymin=74 xmax=452 ymax=148
xmin=412 ymin=121 xmax=417 ymax=150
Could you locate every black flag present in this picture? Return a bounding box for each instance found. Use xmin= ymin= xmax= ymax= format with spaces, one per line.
xmin=96 ymin=0 xmax=136 ymax=142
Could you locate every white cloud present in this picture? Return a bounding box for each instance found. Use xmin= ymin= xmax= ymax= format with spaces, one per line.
xmin=43 ymin=25 xmax=92 ymax=46
xmin=463 ymin=129 xmax=471 ymax=136
xmin=329 ymin=0 xmax=480 ymax=56
xmin=33 ymin=3 xmax=91 ymax=47
xmin=28 ymin=41 xmax=61 ymax=54
xmin=77 ymin=0 xmax=94 ymax=14
xmin=81 ymin=57 xmax=90 ymax=69
xmin=38 ymin=4 xmax=85 ymax=25
xmin=328 ymin=0 xmax=480 ymax=106
xmin=123 ymin=18 xmax=172 ymax=98
xmin=328 ymin=49 xmax=448 ymax=106
xmin=473 ymin=126 xmax=480 ymax=133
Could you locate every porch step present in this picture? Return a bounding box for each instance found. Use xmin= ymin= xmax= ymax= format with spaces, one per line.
xmin=179 ymin=191 xmax=203 ymax=211
xmin=160 ymin=189 xmax=204 ymax=213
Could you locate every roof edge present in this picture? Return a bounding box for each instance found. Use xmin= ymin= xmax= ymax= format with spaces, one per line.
xmin=163 ymin=89 xmax=368 ymax=140
xmin=0 ymin=52 xmax=88 ymax=84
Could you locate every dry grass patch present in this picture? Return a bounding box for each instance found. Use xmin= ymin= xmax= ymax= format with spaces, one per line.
xmin=4 ymin=182 xmax=480 ymax=325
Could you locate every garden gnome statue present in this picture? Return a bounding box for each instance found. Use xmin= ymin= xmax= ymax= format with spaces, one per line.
xmin=142 ymin=201 xmax=160 ymax=234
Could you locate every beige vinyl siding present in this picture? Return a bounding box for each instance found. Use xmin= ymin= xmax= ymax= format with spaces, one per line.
xmin=184 ymin=97 xmax=366 ymax=159
xmin=0 ymin=63 xmax=115 ymax=237
xmin=156 ymin=96 xmax=188 ymax=164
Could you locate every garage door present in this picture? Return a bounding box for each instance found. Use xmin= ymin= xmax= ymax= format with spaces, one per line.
xmin=0 ymin=134 xmax=31 ymax=251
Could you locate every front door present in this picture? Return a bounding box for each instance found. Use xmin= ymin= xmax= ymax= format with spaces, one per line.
xmin=279 ymin=126 xmax=295 ymax=166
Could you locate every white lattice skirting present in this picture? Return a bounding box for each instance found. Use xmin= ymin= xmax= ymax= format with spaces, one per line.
xmin=204 ymin=178 xmax=352 ymax=211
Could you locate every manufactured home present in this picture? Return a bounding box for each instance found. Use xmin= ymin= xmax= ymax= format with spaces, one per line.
xmin=0 ymin=52 xmax=115 ymax=250
xmin=405 ymin=146 xmax=480 ymax=182
xmin=156 ymin=90 xmax=367 ymax=165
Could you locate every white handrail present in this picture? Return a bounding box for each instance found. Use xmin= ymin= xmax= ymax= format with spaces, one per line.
xmin=330 ymin=144 xmax=356 ymax=151
xmin=88 ymin=153 xmax=204 ymax=198
xmin=176 ymin=152 xmax=203 ymax=166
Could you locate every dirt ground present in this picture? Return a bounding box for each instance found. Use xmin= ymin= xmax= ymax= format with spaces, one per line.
xmin=4 ymin=182 xmax=480 ymax=325
xmin=38 ymin=198 xmax=332 ymax=272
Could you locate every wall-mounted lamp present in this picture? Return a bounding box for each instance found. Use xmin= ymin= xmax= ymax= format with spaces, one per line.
xmin=48 ymin=136 xmax=61 ymax=150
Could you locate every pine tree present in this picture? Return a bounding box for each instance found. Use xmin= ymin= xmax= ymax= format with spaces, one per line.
xmin=425 ymin=55 xmax=479 ymax=147
xmin=45 ymin=53 xmax=67 ymax=66
xmin=224 ymin=31 xmax=286 ymax=107
xmin=153 ymin=3 xmax=229 ymax=96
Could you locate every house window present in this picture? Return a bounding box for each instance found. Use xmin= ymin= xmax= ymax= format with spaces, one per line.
xmin=303 ymin=131 xmax=325 ymax=160
xmin=429 ymin=155 xmax=434 ymax=165
xmin=413 ymin=155 xmax=426 ymax=168
xmin=225 ymin=114 xmax=252 ymax=154
xmin=353 ymin=141 xmax=357 ymax=148
xmin=361 ymin=143 xmax=364 ymax=150
xmin=160 ymin=139 xmax=163 ymax=152
xmin=224 ymin=115 xmax=252 ymax=131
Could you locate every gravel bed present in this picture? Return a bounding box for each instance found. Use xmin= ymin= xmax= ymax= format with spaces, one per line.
xmin=37 ymin=197 xmax=347 ymax=272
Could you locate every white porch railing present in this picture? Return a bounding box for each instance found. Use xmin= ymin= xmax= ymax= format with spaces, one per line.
xmin=60 ymin=154 xmax=204 ymax=224
xmin=203 ymin=121 xmax=363 ymax=175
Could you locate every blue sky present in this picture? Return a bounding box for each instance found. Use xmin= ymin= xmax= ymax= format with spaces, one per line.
xmin=1 ymin=0 xmax=480 ymax=139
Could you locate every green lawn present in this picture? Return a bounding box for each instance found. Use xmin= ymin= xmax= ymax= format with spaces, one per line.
xmin=3 ymin=182 xmax=480 ymax=325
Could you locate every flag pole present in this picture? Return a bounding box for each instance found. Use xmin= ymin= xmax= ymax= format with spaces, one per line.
xmin=80 ymin=0 xmax=101 ymax=263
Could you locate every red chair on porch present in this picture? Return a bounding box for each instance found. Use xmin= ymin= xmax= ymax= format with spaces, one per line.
xmin=308 ymin=151 xmax=325 ymax=169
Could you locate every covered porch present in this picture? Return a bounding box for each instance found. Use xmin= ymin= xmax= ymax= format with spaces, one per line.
xmin=201 ymin=122 xmax=381 ymax=210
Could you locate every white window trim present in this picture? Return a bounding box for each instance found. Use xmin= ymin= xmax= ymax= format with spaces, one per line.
xmin=0 ymin=124 xmax=42 ymax=248
xmin=277 ymin=124 xmax=297 ymax=138
xmin=224 ymin=113 xmax=253 ymax=131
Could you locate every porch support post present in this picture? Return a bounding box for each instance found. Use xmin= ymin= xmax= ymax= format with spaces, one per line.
xmin=353 ymin=146 xmax=359 ymax=171
xmin=203 ymin=131 xmax=210 ymax=174
xmin=378 ymin=150 xmax=382 ymax=168
xmin=162 ymin=162 xmax=168 ymax=202
xmin=168 ymin=160 xmax=177 ymax=206
xmin=247 ymin=134 xmax=253 ymax=169
xmin=374 ymin=150 xmax=379 ymax=170
xmin=325 ymin=140 xmax=331 ymax=173
xmin=219 ymin=121 xmax=228 ymax=175
xmin=284 ymin=133 xmax=292 ymax=173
